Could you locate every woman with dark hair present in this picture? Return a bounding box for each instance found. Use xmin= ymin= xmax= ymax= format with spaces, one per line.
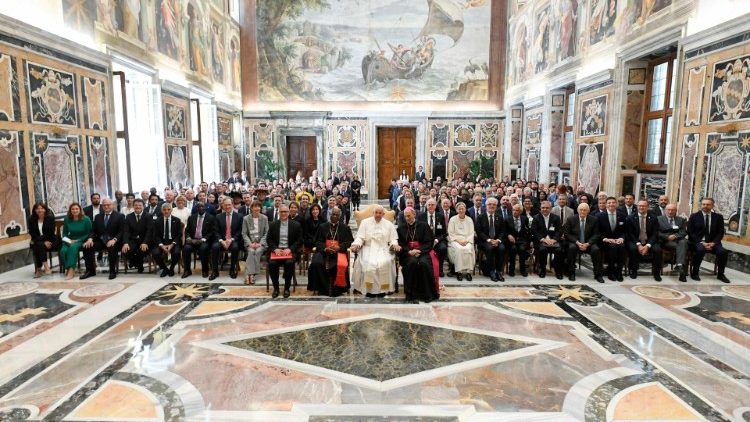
xmin=28 ymin=202 xmax=60 ymax=278
xmin=241 ymin=200 xmax=268 ymax=285
xmin=303 ymin=203 xmax=324 ymax=249
xmin=288 ymin=201 xmax=304 ymax=225
xmin=60 ymin=203 xmax=92 ymax=280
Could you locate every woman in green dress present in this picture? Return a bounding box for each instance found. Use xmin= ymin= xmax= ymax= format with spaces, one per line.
xmin=60 ymin=202 xmax=92 ymax=280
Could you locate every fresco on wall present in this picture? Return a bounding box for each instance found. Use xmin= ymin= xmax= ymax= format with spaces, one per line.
xmin=709 ymin=55 xmax=750 ymax=123
xmin=577 ymin=142 xmax=603 ymax=194
xmin=255 ymin=0 xmax=492 ymax=102
xmin=166 ymin=143 xmax=190 ymax=188
xmin=589 ymin=0 xmax=616 ymax=45
xmin=554 ymin=0 xmax=578 ymax=62
xmin=155 ymin=0 xmax=184 ymax=61
xmin=532 ymin=5 xmax=551 ymax=73
xmin=511 ymin=21 xmax=529 ymax=84
xmin=164 ymin=103 xmax=186 ymax=139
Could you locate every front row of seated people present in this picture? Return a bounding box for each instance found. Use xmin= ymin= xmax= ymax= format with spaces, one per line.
xmin=39 ymin=194 xmax=730 ymax=297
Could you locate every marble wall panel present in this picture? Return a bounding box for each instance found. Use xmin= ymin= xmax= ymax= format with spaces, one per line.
xmin=526 ymin=148 xmax=539 ymax=181
xmin=709 ymin=55 xmax=750 ymax=123
xmin=549 ymin=109 xmax=563 ymax=167
xmin=623 ymin=90 xmax=644 ymax=169
xmin=452 ymin=150 xmax=475 ymax=180
xmin=525 ymin=112 xmax=542 ymax=146
xmin=480 ymin=123 xmax=499 ymax=148
xmin=335 ymin=151 xmax=357 ymax=177
xmin=427 ymin=119 xmax=503 ymax=180
xmin=703 ymin=133 xmax=750 ymax=236
xmin=0 ymin=131 xmax=27 ymax=238
xmin=25 ymin=61 xmax=78 ymax=127
xmin=326 ymin=119 xmax=367 ymax=182
xmin=430 ymin=124 xmax=449 ymax=149
xmin=218 ymin=115 xmax=232 ymax=146
xmin=511 ymin=120 xmax=521 ymax=165
xmin=219 ymin=149 xmax=231 ymax=181
xmin=684 ymin=66 xmax=706 ymax=127
xmin=577 ymin=142 xmax=604 ymax=195
xmin=166 ymin=143 xmax=190 ymax=189
xmin=580 ymin=94 xmax=608 ymax=137
xmin=637 ymin=173 xmax=667 ymax=208
xmin=81 ymin=76 xmax=107 ymax=130
xmin=87 ymin=136 xmax=109 ymax=197
xmin=0 ymin=53 xmax=20 ymax=122
xmin=244 ymin=120 xmax=276 ymax=181
xmin=34 ymin=134 xmax=81 ymax=215
xmin=163 ymin=102 xmax=187 ymax=140
xmin=453 ymin=124 xmax=477 ymax=148
xmin=677 ymin=134 xmax=699 ymax=218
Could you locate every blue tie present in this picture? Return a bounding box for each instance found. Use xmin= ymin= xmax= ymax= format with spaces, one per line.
xmin=580 ymin=219 xmax=585 ymax=242
xmin=104 ymin=214 xmax=110 ymax=227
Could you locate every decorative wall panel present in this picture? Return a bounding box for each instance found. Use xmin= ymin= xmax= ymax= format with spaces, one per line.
xmin=709 ymin=55 xmax=750 ymax=123
xmin=577 ymin=142 xmax=604 ymax=195
xmin=244 ymin=120 xmax=276 ymax=181
xmin=162 ymin=93 xmax=192 ymax=188
xmin=428 ymin=119 xmax=503 ymax=181
xmin=684 ymin=66 xmax=706 ymax=127
xmin=0 ymin=130 xmax=27 ymax=238
xmin=622 ymin=90 xmax=644 ymax=169
xmin=0 ymin=53 xmax=20 ymax=122
xmin=701 ymin=133 xmax=750 ymax=237
xmin=25 ymin=61 xmax=78 ymax=127
xmin=32 ymin=133 xmax=84 ymax=216
xmin=549 ymin=109 xmax=563 ymax=167
xmin=326 ymin=119 xmax=367 ymax=182
xmin=636 ymin=173 xmax=667 ymax=208
xmin=579 ymin=94 xmax=607 ymax=137
xmin=166 ymin=144 xmax=190 ymax=189
xmin=87 ymin=136 xmax=110 ymax=197
xmin=81 ymin=76 xmax=107 ymax=130
xmin=676 ymin=134 xmax=699 ymax=218
xmin=217 ymin=111 xmax=234 ymax=180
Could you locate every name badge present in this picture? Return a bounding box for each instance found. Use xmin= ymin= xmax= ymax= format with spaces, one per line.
xmin=549 ymin=225 xmax=555 ymax=231
xmin=672 ymin=225 xmax=679 ymax=230
xmin=618 ymin=222 xmax=624 ymax=225
xmin=436 ymin=224 xmax=442 ymax=229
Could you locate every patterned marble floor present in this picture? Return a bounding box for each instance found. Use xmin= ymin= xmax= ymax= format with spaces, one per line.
xmin=0 ymin=263 xmax=748 ymax=422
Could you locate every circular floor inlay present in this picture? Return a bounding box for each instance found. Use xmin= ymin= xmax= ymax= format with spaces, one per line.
xmin=722 ymin=286 xmax=750 ymax=301
xmin=632 ymin=286 xmax=684 ymax=300
xmin=0 ymin=282 xmax=39 ymax=298
xmin=73 ymin=283 xmax=125 ymax=298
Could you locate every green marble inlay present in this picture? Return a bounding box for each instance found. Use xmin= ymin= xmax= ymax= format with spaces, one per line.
xmin=225 ymin=318 xmax=533 ymax=381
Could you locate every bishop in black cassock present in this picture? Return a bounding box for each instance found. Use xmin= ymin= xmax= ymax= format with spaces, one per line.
xmin=397 ymin=207 xmax=439 ymax=303
xmin=308 ymin=208 xmax=354 ymax=297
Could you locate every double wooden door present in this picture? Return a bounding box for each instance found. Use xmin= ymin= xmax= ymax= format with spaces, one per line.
xmin=377 ymin=127 xmax=415 ymax=199
xmin=286 ymin=136 xmax=317 ymax=180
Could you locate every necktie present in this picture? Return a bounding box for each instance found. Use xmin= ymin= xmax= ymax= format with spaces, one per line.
xmin=274 ymin=209 xmax=278 ymax=221
xmin=609 ymin=213 xmax=615 ymax=231
xmin=195 ymin=215 xmax=203 ymax=238
xmin=515 ymin=218 xmax=520 ymax=233
xmin=640 ymin=215 xmax=647 ymax=243
xmin=165 ymin=219 xmax=171 ymax=240
xmin=429 ymin=214 xmax=434 ymax=232
xmin=225 ymin=214 xmax=232 ymax=240
xmin=444 ymin=212 xmax=449 ymax=228
xmin=704 ymin=213 xmax=710 ymax=241
xmin=561 ymin=209 xmax=565 ymax=224
xmin=544 ymin=216 xmax=549 ymax=230
xmin=580 ymin=219 xmax=585 ymax=242
xmin=489 ymin=214 xmax=495 ymax=238
xmin=669 ymin=217 xmax=674 ymax=228
xmin=104 ymin=213 xmax=110 ymax=227
xmin=136 ymin=214 xmax=140 ymax=223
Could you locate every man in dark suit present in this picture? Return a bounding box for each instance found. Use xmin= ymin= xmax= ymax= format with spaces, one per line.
xmin=418 ymin=198 xmax=448 ymax=277
xmin=264 ymin=204 xmax=303 ymax=298
xmin=237 ymin=192 xmax=253 ymax=217
xmin=211 ymin=197 xmax=244 ymax=280
xmin=531 ymin=201 xmax=563 ymax=279
xmin=415 ymin=165 xmax=426 ymax=182
xmin=150 ymin=202 xmax=182 ymax=277
xmin=81 ymin=198 xmax=124 ymax=280
xmin=121 ymin=199 xmax=150 ymax=274
xmin=468 ymin=194 xmax=485 ymax=221
xmin=597 ymin=197 xmax=628 ymax=281
xmin=145 ymin=193 xmax=162 ymax=216
xmin=477 ymin=197 xmax=506 ymax=282
xmin=687 ymin=197 xmax=729 ymax=283
xmin=182 ymin=202 xmax=217 ymax=278
xmin=321 ymin=196 xmax=338 ymax=222
xmin=193 ymin=191 xmax=217 ymax=215
xmin=83 ymin=193 xmax=102 ymax=221
xmin=618 ymin=194 xmax=637 ymax=217
xmin=504 ymin=204 xmax=531 ymax=277
xmin=265 ymin=194 xmax=284 ymax=222
xmin=627 ymin=199 xmax=662 ymax=281
xmin=651 ymin=195 xmax=669 ymax=217
xmin=658 ymin=203 xmax=688 ymax=282
xmin=564 ymin=203 xmax=603 ymax=282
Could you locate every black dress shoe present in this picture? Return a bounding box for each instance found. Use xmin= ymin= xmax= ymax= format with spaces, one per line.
xmin=182 ymin=270 xmax=192 ymax=279
xmin=520 ymin=270 xmax=528 ymax=277
xmin=202 ymin=271 xmax=209 ymax=278
xmin=608 ymin=273 xmax=615 ymax=281
xmin=717 ymin=274 xmax=730 ymax=283
xmin=616 ymin=274 xmax=624 ymax=282
xmin=465 ymin=273 xmax=472 ymax=281
xmin=679 ymin=273 xmax=687 ymax=282
xmin=108 ymin=272 xmax=116 ymax=280
xmin=208 ymin=273 xmax=218 ymax=281
xmin=690 ymin=273 xmax=701 ymax=281
xmin=507 ymin=271 xmax=515 ymax=277
xmin=439 ymin=271 xmax=445 ymax=277
xmin=283 ymin=289 xmax=290 ymax=298
xmin=160 ymin=270 xmax=168 ymax=278
xmin=168 ymin=269 xmax=175 ymax=277
xmin=556 ymin=273 xmax=563 ymax=280
xmin=629 ymin=271 xmax=637 ymax=279
xmin=79 ymin=271 xmax=95 ymax=280
xmin=595 ymin=276 xmax=605 ymax=283
xmin=490 ymin=275 xmax=498 ymax=282
xmin=497 ymin=274 xmax=505 ymax=282
xmin=137 ymin=266 xmax=144 ymax=273
xmin=539 ymin=270 xmax=546 ymax=278
xmin=230 ymin=271 xmax=237 ymax=279
xmin=456 ymin=273 xmax=463 ymax=281
xmin=569 ymin=273 xmax=576 ymax=281
xmin=271 ymin=289 xmax=279 ymax=298
xmin=654 ymin=274 xmax=662 ymax=282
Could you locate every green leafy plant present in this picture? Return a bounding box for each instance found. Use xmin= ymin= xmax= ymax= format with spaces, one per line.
xmin=468 ymin=155 xmax=494 ymax=180
xmin=257 ymin=151 xmax=284 ymax=180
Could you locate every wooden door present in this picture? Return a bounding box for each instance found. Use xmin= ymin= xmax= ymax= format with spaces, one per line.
xmin=286 ymin=136 xmax=317 ymax=180
xmin=377 ymin=127 xmax=415 ymax=199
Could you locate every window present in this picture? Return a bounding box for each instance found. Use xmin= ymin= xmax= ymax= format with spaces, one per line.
xmin=562 ymin=87 xmax=575 ymax=168
xmin=112 ymin=71 xmax=131 ymax=192
xmin=641 ymin=55 xmax=676 ymax=168
xmin=229 ymin=0 xmax=240 ymax=22
xmin=191 ymin=98 xmax=203 ymax=183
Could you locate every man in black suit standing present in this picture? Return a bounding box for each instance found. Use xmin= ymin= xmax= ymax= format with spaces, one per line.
xmin=415 ymin=165 xmax=426 ymax=182
xmin=418 ymin=198 xmax=448 ymax=277
xmin=182 ymin=202 xmax=217 ymax=278
xmin=477 ymin=197 xmax=506 ymax=282
xmin=504 ymin=204 xmax=531 ymax=277
xmin=81 ymin=198 xmax=124 ymax=280
xmin=83 ymin=193 xmax=102 ymax=221
xmin=264 ymin=204 xmax=303 ymax=298
xmin=532 ymin=201 xmax=563 ymax=279
xmin=598 ymin=197 xmax=628 ymax=281
xmin=564 ymin=203 xmax=603 ymax=282
xmin=687 ymin=197 xmax=730 ymax=283
xmin=150 ymin=202 xmax=182 ymax=277
xmin=626 ymin=199 xmax=662 ymax=281
xmin=211 ymin=197 xmax=243 ymax=280
xmin=121 ymin=199 xmax=150 ymax=274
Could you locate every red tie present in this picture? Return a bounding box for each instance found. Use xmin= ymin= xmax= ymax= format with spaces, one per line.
xmin=225 ymin=214 xmax=231 ymax=240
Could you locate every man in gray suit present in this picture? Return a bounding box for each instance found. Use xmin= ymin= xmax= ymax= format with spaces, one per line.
xmin=658 ymin=203 xmax=688 ymax=282
xmin=552 ymin=195 xmax=575 ymax=225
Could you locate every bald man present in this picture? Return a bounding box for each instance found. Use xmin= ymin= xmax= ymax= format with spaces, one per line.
xmin=563 ymin=203 xmax=603 ymax=282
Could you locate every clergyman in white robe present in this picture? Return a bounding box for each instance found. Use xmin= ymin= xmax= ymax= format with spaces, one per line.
xmin=352 ymin=215 xmax=398 ymax=295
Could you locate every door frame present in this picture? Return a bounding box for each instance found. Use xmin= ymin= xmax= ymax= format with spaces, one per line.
xmin=278 ymin=128 xmax=324 ymax=181
xmin=369 ymin=118 xmax=426 ymax=201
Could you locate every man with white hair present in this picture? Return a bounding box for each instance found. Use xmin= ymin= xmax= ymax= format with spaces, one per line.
xmin=351 ymin=204 xmax=400 ymax=296
xmin=398 ymin=207 xmax=439 ymax=303
xmin=564 ymin=203 xmax=603 ymax=282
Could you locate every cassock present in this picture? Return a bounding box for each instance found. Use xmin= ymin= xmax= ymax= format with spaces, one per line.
xmin=308 ymin=221 xmax=354 ymax=297
xmin=397 ymin=220 xmax=439 ymax=302
xmin=352 ymin=216 xmax=399 ymax=295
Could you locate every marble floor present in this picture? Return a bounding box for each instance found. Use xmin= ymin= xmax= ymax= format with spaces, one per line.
xmin=0 ymin=261 xmax=748 ymax=421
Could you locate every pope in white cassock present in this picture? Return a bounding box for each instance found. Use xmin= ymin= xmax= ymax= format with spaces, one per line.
xmin=351 ymin=205 xmax=400 ymax=295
